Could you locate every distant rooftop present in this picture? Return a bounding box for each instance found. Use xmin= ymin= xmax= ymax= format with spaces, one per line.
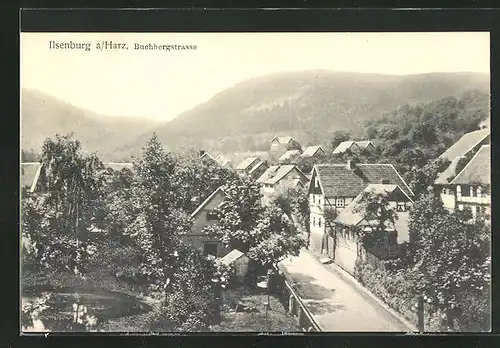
xmin=301 ymin=145 xmax=325 ymax=158
xmin=451 ymin=145 xmax=490 ymax=185
xmin=438 ymin=128 xmax=490 ymax=162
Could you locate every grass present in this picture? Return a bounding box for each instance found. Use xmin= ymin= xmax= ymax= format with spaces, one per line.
xmin=210 ymin=287 xmax=299 ymax=332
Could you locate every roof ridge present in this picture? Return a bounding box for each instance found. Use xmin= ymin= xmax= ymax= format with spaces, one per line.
xmin=450 ymin=144 xmax=490 ymax=185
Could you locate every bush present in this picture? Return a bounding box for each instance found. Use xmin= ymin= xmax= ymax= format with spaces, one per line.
xmin=354 ymin=259 xmax=417 ymax=325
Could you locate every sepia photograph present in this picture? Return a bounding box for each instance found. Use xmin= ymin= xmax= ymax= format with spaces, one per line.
xmin=20 ymin=31 xmax=491 ymax=333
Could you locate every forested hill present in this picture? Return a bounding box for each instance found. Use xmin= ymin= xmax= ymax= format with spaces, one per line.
xmin=114 ymin=70 xmax=489 ymax=158
xmin=21 ymin=89 xmax=159 ymax=161
xmin=364 ymin=88 xmax=490 ymax=162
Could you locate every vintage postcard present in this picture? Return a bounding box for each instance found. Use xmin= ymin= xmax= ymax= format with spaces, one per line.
xmin=20 ymin=31 xmax=491 ymax=333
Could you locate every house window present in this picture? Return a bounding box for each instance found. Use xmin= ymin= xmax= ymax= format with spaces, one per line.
xmin=318 ymin=197 xmax=321 ymax=205
xmin=477 ymin=186 xmax=482 ymax=197
xmin=313 ymin=194 xmax=315 ymax=203
xmin=206 ymin=210 xmax=218 ymax=221
xmin=472 ymin=186 xmax=477 ymax=197
xmin=457 ymin=185 xmax=461 ymax=196
xmin=203 ymin=243 xmax=218 ymax=257
xmin=458 ymin=204 xmax=464 ymax=211
xmin=318 ymin=218 xmax=322 ymax=227
xmin=336 ymin=198 xmax=345 ymax=208
xmin=315 ymin=177 xmax=319 ymax=188
xmin=397 ymin=202 xmax=406 ymax=212
xmin=312 ymin=216 xmax=316 ymax=227
xmin=461 ymin=185 xmax=470 ymax=197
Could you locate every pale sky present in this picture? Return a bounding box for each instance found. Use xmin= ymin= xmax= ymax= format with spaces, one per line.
xmin=20 ymin=32 xmax=490 ymax=121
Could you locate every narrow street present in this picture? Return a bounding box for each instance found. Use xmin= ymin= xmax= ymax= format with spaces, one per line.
xmin=278 ymin=250 xmax=414 ymax=332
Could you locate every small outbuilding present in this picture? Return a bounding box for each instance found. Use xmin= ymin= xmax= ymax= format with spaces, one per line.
xmin=220 ymin=249 xmax=252 ymax=284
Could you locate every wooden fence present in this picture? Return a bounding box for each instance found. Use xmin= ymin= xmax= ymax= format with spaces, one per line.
xmin=273 ymin=272 xmax=322 ymax=332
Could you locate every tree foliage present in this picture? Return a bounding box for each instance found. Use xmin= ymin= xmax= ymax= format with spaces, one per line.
xmin=22 ymin=134 xmax=104 ymax=275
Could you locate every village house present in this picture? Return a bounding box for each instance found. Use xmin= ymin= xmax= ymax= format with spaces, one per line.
xmin=256 ymin=165 xmax=309 ymax=206
xmin=248 ymin=161 xmax=269 ymax=180
xmin=236 ymin=157 xmax=262 ymax=176
xmin=270 ymin=136 xmax=302 ymax=158
xmin=435 ymin=144 xmax=491 ymax=220
xmin=183 ymin=186 xmax=229 ymax=258
xmin=307 ymin=161 xmax=414 ymax=264
xmin=199 ymin=150 xmax=218 ymax=166
xmin=434 ymin=128 xmax=490 ymax=212
xmin=215 ymin=154 xmax=232 ymax=169
xmin=278 ymin=149 xmax=302 ymax=164
xmin=300 ymin=145 xmax=326 ymax=160
xmin=332 ymin=184 xmax=413 ymax=274
xmin=332 ymin=140 xmax=375 ymax=155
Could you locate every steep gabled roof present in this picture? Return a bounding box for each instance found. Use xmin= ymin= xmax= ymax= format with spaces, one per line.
xmin=21 ymin=162 xmax=43 ymax=192
xmin=200 ymin=152 xmax=217 ymax=162
xmin=220 ymin=249 xmax=247 ymax=265
xmin=236 ymin=157 xmax=260 ymax=171
xmin=332 ymin=141 xmax=360 ymax=154
xmin=451 ymin=145 xmax=490 ymax=185
xmin=314 ymin=163 xmax=414 ymax=198
xmin=355 ymin=141 xmax=374 ymax=149
xmin=301 ymin=145 xmax=325 ymax=158
xmin=249 ymin=161 xmax=267 ymax=175
xmin=190 ymin=186 xmax=226 ymax=218
xmin=279 ymin=149 xmax=301 ymax=162
xmin=335 ymin=184 xmax=412 ymax=244
xmin=434 ymin=156 xmax=463 ymax=185
xmin=256 ymin=165 xmax=307 ymax=185
xmin=271 ymin=136 xmax=293 ymax=144
xmin=334 ymin=184 xmax=410 ymax=226
xmin=438 ymin=128 xmax=490 ymax=162
xmin=215 ymin=155 xmax=232 ymax=168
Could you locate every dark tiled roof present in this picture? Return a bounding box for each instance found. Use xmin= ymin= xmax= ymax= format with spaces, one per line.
xmin=438 ymin=128 xmax=490 ymax=161
xmin=315 ymin=163 xmax=414 ymax=198
xmin=451 ymin=145 xmax=490 ymax=185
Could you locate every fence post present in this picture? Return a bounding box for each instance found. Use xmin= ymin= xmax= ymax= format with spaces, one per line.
xmin=288 ymin=294 xmax=294 ymax=314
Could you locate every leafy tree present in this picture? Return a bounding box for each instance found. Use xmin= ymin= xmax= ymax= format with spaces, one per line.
xmin=407 ymin=193 xmax=491 ymax=331
xmin=22 ymin=134 xmax=104 ymax=275
xmin=124 ymin=134 xmax=192 ymax=305
xmin=404 ymin=158 xmax=450 ymax=198
xmin=352 ymin=191 xmax=399 ymax=260
xmin=247 ymin=203 xmax=306 ymax=268
xmin=173 ymin=151 xmax=240 ymax=213
xmin=204 ymin=179 xmax=306 ymax=268
xmin=203 ymin=177 xmax=264 ymax=252
xmin=330 ymin=130 xmax=351 ymax=150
